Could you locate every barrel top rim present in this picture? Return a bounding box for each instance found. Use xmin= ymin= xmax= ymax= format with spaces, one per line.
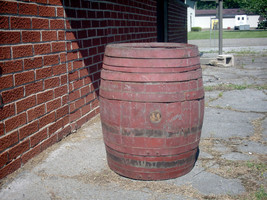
xmin=106 ymin=42 xmax=197 ymax=50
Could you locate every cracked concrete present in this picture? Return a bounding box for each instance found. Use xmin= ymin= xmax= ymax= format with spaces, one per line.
xmin=0 ymin=40 xmax=266 ymax=200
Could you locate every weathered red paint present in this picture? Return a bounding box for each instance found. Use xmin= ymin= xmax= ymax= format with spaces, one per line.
xmin=100 ymin=43 xmax=204 ymax=180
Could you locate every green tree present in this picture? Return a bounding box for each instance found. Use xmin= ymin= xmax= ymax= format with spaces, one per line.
xmin=238 ymin=0 xmax=267 ymax=18
xmin=197 ymin=0 xmax=241 ymax=10
xmin=196 ymin=0 xmax=267 ymax=18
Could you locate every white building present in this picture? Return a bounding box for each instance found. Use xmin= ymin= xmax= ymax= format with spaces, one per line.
xmin=194 ymin=9 xmax=260 ymax=30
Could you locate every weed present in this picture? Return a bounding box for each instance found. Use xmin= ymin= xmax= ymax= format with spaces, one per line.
xmin=204 ymin=83 xmax=267 ymax=92
xmin=254 ymin=187 xmax=267 ymax=200
xmin=218 ymin=92 xmax=223 ymax=97
xmin=246 ymin=161 xmax=267 ymax=172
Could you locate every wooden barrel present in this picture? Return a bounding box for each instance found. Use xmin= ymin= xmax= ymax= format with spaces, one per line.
xmin=100 ymin=43 xmax=204 ymax=180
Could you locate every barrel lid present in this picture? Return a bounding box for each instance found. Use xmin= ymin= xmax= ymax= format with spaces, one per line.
xmin=104 ymin=43 xmax=199 ymax=59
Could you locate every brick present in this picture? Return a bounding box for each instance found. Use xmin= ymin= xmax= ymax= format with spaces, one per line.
xmin=0 ymin=103 xmax=15 ymax=121
xmin=66 ymin=31 xmax=76 ymax=40
xmin=35 ymin=0 xmax=48 ymax=3
xmin=19 ymin=120 xmax=39 ymax=140
xmin=15 ymin=70 xmax=35 ymax=86
xmin=0 ymin=123 xmax=4 ymax=136
xmin=61 ymin=115 xmax=69 ymax=127
xmin=0 ymin=151 xmax=8 ymax=168
xmin=75 ymin=98 xmax=85 ymax=109
xmin=91 ymin=99 xmax=99 ymax=109
xmin=38 ymin=5 xmax=55 ymax=17
xmin=79 ymin=68 xmax=89 ymax=78
xmin=69 ymin=109 xmax=81 ymax=122
xmin=21 ymin=143 xmax=41 ymax=164
xmin=44 ymin=77 xmax=60 ymax=89
xmin=27 ymin=104 xmax=45 ymax=122
xmin=48 ymin=0 xmax=62 ymax=5
xmin=32 ymin=18 xmax=49 ymax=29
xmin=76 ymin=115 xmax=87 ymax=129
xmin=0 ymin=60 xmax=23 ymax=74
xmin=0 ymin=158 xmax=21 ymax=179
xmin=16 ymin=95 xmax=36 ymax=114
xmin=44 ymin=54 xmax=59 ymax=66
xmin=73 ymin=79 xmax=84 ymax=90
xmin=0 ymin=31 xmax=20 ymax=44
xmin=85 ymin=92 xmax=94 ymax=103
xmin=11 ymin=17 xmax=31 ymax=29
xmin=60 ymin=53 xmax=66 ymax=63
xmin=55 ymin=85 xmax=68 ymax=97
xmin=2 ymin=86 xmax=24 ymax=104
xmin=81 ymin=103 xmax=91 ymax=115
xmin=30 ymin=129 xmax=47 ymax=147
xmin=60 ymin=75 xmax=67 ymax=85
xmin=57 ymin=30 xmax=65 ymax=40
xmin=24 ymin=57 xmax=43 ymax=70
xmin=0 ymin=131 xmax=19 ymax=152
xmin=39 ymin=112 xmax=56 ymax=128
xmin=37 ymin=90 xmax=54 ymax=104
xmin=50 ymin=19 xmax=64 ymax=29
xmin=0 ymin=16 xmax=9 ymax=29
xmin=42 ymin=31 xmax=57 ymax=41
xmin=52 ymin=64 xmax=66 ymax=75
xmin=58 ymin=125 xmax=71 ymax=140
xmin=0 ymin=1 xmax=18 ymax=14
xmin=25 ymin=81 xmax=43 ymax=96
xmin=0 ymin=75 xmax=13 ymax=90
xmin=13 ymin=45 xmax=33 ymax=59
xmin=65 ymin=8 xmax=76 ymax=18
xmin=5 ymin=113 xmax=27 ymax=133
xmin=8 ymin=139 xmax=30 ymax=160
xmin=67 ymin=52 xmax=78 ymax=61
xmin=19 ymin=3 xmax=38 ymax=15
xmin=34 ymin=43 xmax=51 ymax=55
xmin=22 ymin=31 xmax=40 ymax=43
xmin=52 ymin=42 xmax=65 ymax=53
xmin=41 ymin=133 xmax=57 ymax=151
xmin=71 ymin=41 xmax=79 ymax=50
xmin=69 ymin=89 xmax=80 ymax=102
xmin=56 ymin=105 xmax=69 ymax=119
xmin=56 ymin=7 xmax=64 ymax=17
xmin=36 ymin=67 xmax=52 ymax=80
xmin=48 ymin=119 xmax=62 ymax=135
xmin=0 ymin=46 xmax=11 ymax=60
xmin=46 ymin=98 xmax=61 ymax=113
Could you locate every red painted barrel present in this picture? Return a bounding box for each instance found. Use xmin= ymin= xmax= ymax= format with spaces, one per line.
xmin=100 ymin=43 xmax=204 ymax=180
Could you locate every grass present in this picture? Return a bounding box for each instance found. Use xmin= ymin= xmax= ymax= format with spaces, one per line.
xmin=188 ymin=30 xmax=267 ymax=40
xmin=254 ymin=187 xmax=267 ymax=200
xmin=204 ymin=83 xmax=267 ymax=92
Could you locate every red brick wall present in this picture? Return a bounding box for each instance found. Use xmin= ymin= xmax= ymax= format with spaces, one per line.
xmin=167 ymin=0 xmax=187 ymax=42
xmin=0 ymin=0 xmax=157 ymax=179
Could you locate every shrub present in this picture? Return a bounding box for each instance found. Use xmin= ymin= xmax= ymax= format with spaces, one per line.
xmin=191 ymin=27 xmax=202 ymax=32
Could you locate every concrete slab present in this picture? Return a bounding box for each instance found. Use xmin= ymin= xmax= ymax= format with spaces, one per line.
xmin=201 ymin=107 xmax=263 ymax=139
xmin=262 ymin=118 xmax=267 ymax=141
xmin=199 ymin=151 xmax=213 ymax=159
xmin=33 ymin=121 xmax=106 ymax=177
xmin=209 ymin=89 xmax=267 ymax=113
xmin=238 ymin=141 xmax=267 ymax=155
xmin=169 ymin=165 xmax=245 ymax=195
xmin=213 ymin=143 xmax=230 ymax=153
xmin=191 ymin=171 xmax=245 ymax=195
xmin=222 ymin=152 xmax=256 ymax=161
